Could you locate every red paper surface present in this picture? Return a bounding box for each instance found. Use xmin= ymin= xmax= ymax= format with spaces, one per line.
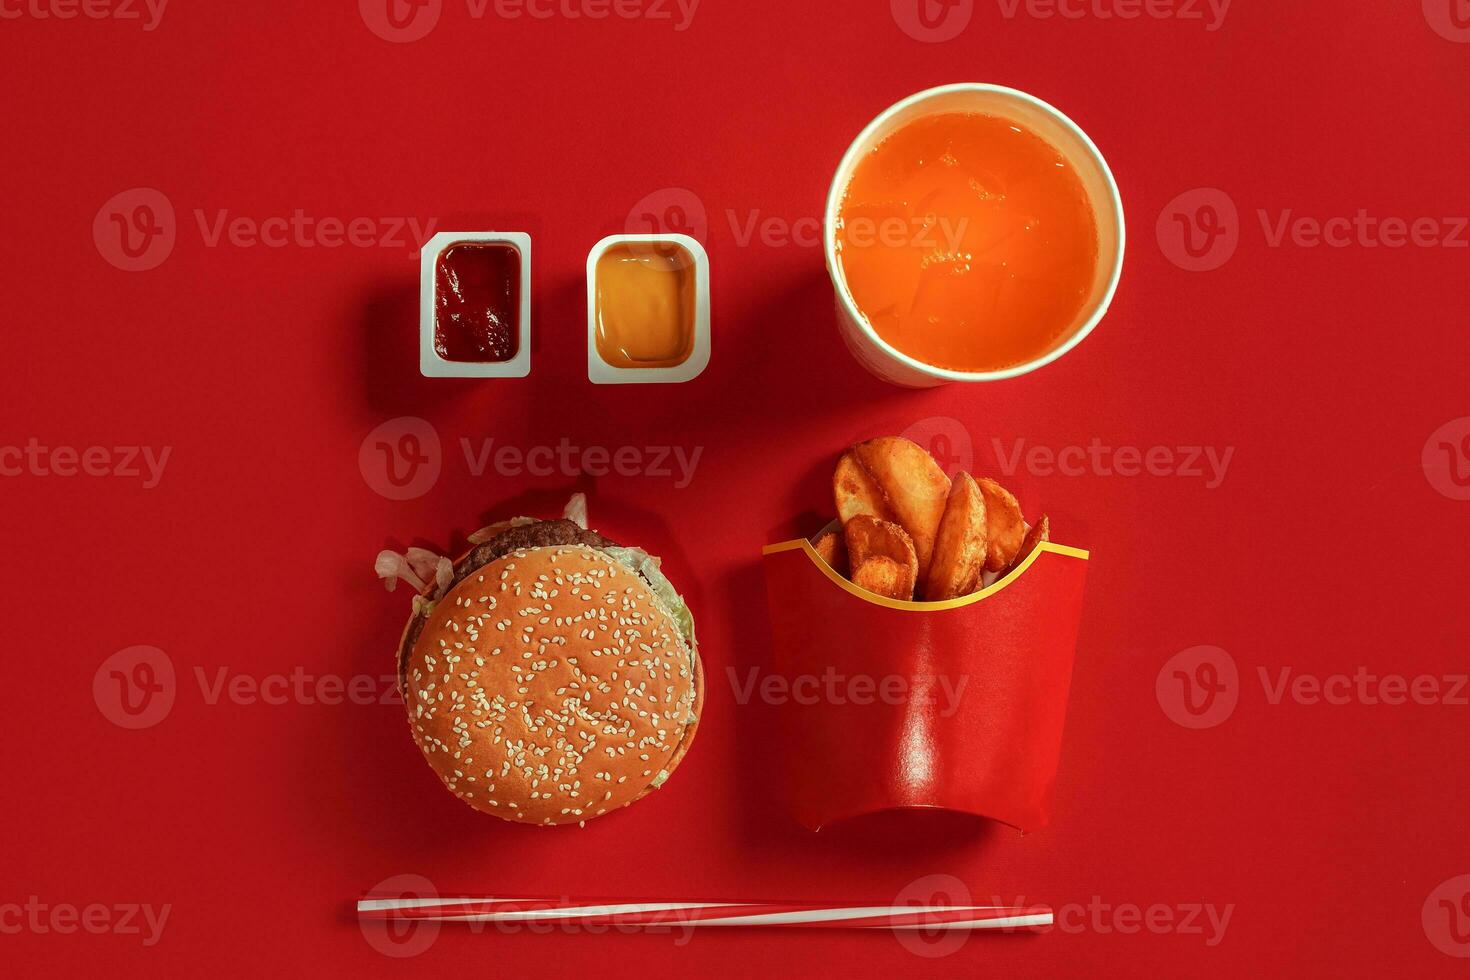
xmin=2 ymin=2 xmax=1469 ymax=977
xmin=762 ymin=542 xmax=1089 ymax=832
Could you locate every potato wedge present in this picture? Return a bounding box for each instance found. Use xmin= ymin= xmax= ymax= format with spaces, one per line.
xmin=925 ymin=473 xmax=988 ymax=601
xmin=1002 ymin=514 xmax=1050 ymax=577
xmin=852 ymin=437 xmax=950 ymax=582
xmin=852 ymin=557 xmax=912 ymax=601
xmin=844 ymin=516 xmax=917 ymax=600
xmin=976 ymin=477 xmax=1026 ymax=572
xmin=833 ymin=451 xmax=893 ymax=526
xmin=845 ymin=515 xmax=915 ymax=568
xmin=811 ymin=525 xmax=849 ymax=577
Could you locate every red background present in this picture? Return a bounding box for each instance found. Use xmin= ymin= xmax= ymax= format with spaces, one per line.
xmin=3 ymin=1 xmax=1468 ymax=975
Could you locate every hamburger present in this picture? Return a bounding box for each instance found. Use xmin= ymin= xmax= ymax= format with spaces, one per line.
xmin=376 ymin=496 xmax=703 ymax=827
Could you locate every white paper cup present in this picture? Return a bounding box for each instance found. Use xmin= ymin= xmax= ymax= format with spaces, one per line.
xmin=824 ymin=84 xmax=1125 ymax=388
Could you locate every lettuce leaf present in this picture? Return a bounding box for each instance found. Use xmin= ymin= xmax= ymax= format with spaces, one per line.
xmin=601 ymin=546 xmax=698 ymax=655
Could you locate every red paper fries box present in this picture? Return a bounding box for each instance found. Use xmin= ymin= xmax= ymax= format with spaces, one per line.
xmin=761 ymin=536 xmax=1090 ymax=833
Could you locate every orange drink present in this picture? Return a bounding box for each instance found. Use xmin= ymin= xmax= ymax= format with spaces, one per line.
xmin=836 ymin=111 xmax=1100 ymax=374
xmin=825 ymin=85 xmax=1124 ymax=387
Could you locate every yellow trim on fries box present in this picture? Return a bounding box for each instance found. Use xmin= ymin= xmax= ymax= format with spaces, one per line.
xmin=761 ymin=537 xmax=1090 ymax=612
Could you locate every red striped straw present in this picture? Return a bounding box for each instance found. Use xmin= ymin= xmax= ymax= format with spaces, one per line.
xmin=357 ymin=895 xmax=1052 ymax=931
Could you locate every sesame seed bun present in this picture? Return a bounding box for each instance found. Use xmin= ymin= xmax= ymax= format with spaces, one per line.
xmin=402 ymin=544 xmax=702 ymax=826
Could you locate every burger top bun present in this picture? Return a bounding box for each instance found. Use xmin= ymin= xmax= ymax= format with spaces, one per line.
xmin=403 ymin=544 xmax=701 ymax=826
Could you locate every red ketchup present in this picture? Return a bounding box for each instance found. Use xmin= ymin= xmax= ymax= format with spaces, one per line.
xmin=434 ymin=243 xmax=521 ymax=362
